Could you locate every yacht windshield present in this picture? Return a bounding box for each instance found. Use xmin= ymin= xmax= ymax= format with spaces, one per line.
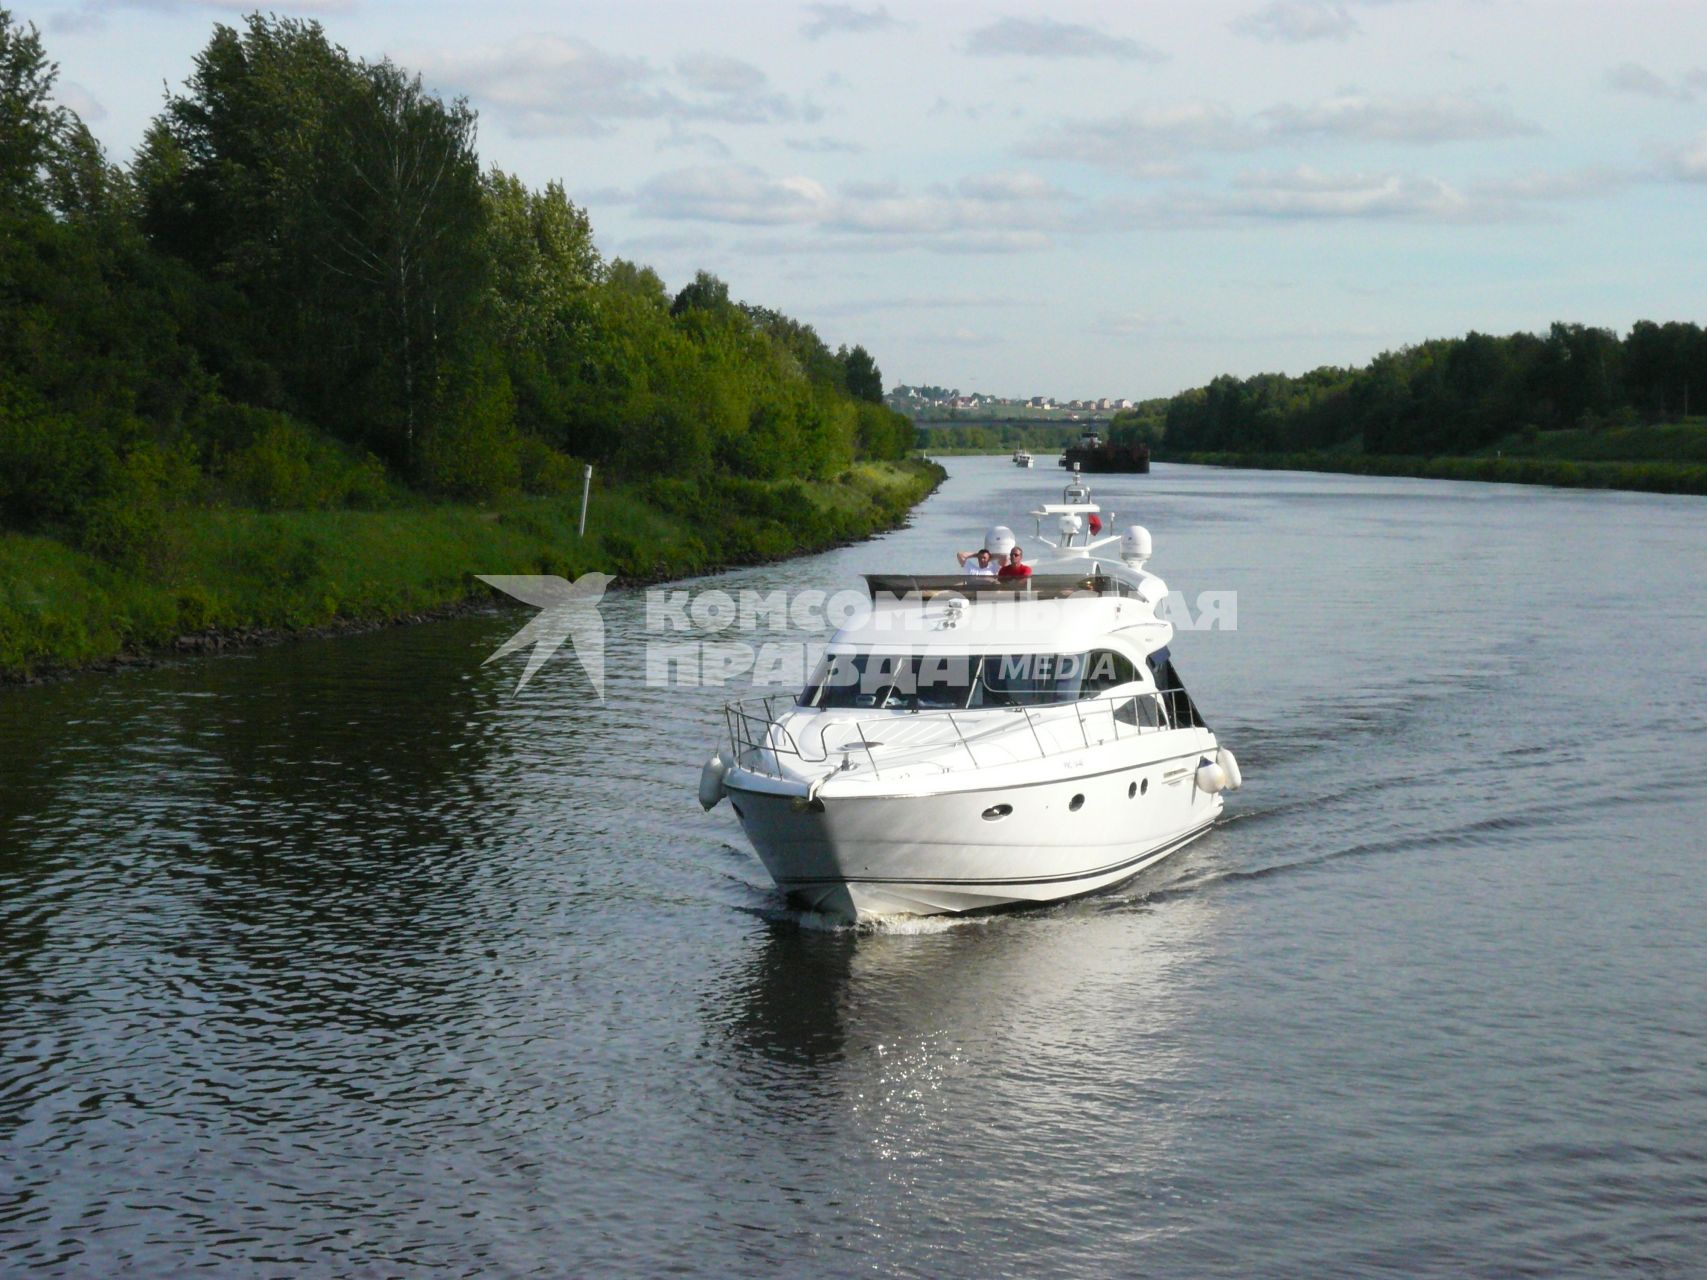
xmin=802 ymin=651 xmax=1142 ymax=710
xmin=803 ymin=653 xmax=978 ymax=710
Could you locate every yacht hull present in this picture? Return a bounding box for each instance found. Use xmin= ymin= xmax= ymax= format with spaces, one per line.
xmin=726 ymin=756 xmax=1222 ymax=919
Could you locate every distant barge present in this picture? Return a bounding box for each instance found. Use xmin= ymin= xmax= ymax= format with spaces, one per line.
xmin=1060 ymin=429 xmax=1150 ymax=474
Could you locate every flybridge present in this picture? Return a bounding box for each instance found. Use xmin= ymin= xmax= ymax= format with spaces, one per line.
xmin=862 ymin=573 xmax=1137 ymax=601
xmin=863 ymin=470 xmax=1164 ymax=605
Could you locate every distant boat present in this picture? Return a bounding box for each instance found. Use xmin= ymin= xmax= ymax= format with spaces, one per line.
xmin=1012 ymin=448 xmax=1034 ymax=468
xmin=1060 ymin=428 xmax=1149 ymax=474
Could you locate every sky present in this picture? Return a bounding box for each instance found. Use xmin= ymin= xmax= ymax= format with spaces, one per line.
xmin=19 ymin=0 xmax=1707 ymax=400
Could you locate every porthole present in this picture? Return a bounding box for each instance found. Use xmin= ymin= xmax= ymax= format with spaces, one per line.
xmin=1141 ymin=778 xmax=1149 ymax=796
xmin=1128 ymin=781 xmax=1137 ymax=798
xmin=982 ymin=804 xmax=1013 ymax=821
xmin=1069 ymin=794 xmax=1085 ymax=812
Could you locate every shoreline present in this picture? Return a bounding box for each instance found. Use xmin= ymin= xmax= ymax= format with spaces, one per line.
xmin=1157 ymin=450 xmax=1707 ymax=496
xmin=1 ymin=460 xmax=946 ymax=686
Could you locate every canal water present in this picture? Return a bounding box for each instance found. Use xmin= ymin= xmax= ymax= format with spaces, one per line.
xmin=3 ymin=458 xmax=1705 ymax=1276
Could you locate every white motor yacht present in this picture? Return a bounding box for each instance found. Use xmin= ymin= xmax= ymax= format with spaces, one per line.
xmin=1012 ymin=448 xmax=1034 ymax=468
xmin=700 ymin=475 xmax=1241 ymax=920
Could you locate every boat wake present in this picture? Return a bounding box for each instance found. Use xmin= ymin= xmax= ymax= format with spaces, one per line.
xmin=730 ymin=898 xmax=995 ymax=935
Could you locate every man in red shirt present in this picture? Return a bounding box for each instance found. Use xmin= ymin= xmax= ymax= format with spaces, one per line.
xmin=997 ymin=546 xmax=1031 ymax=580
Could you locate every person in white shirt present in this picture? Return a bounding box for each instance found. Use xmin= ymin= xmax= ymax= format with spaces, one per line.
xmin=956 ymin=548 xmax=998 ymax=575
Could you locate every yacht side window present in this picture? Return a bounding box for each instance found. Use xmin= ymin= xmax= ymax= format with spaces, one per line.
xmin=1079 ymin=649 xmax=1163 ymax=727
xmin=972 ymin=652 xmax=1088 ymax=707
xmin=1080 ymin=650 xmax=1141 ymax=698
xmin=1147 ymin=647 xmax=1208 ymax=730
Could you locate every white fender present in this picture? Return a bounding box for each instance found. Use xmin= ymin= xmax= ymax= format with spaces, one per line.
xmin=698 ymin=751 xmax=729 ymax=810
xmin=1195 ymin=759 xmax=1227 ymax=795
xmin=1216 ymin=747 xmax=1243 ymax=791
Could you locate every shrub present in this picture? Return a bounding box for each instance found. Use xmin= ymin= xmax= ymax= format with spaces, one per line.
xmin=0 ymin=381 xmax=113 ymax=529
xmin=226 ymin=418 xmax=316 ymax=510
xmin=75 ymin=440 xmax=199 ymax=570
xmin=211 ymin=405 xmax=394 ymax=511
xmin=516 ymin=436 xmax=580 ymax=495
xmin=641 ymin=476 xmax=705 ymax=516
xmin=421 ymin=358 xmax=520 ymax=500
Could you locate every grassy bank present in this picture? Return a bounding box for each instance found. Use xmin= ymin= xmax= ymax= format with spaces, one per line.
xmin=1160 ymin=449 xmax=1707 ymax=495
xmin=0 ymin=460 xmax=944 ymax=679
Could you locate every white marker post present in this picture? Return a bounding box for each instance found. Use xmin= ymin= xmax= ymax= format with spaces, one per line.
xmin=578 ymin=465 xmax=593 ymax=538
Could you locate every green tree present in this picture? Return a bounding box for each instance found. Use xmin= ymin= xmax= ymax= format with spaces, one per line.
xmin=840 ymin=344 xmax=883 ymax=403
xmin=0 ymin=8 xmax=61 ymax=210
xmin=483 ymin=170 xmax=600 ymax=349
xmin=670 ymin=269 xmax=732 ymax=317
xmin=318 ymin=58 xmax=486 ymax=467
xmin=137 ymin=17 xmax=361 ymax=283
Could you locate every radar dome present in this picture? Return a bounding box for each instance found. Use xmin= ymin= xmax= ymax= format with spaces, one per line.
xmin=1119 ymin=525 xmax=1153 ymax=566
xmin=984 ymin=525 xmax=1016 ymax=557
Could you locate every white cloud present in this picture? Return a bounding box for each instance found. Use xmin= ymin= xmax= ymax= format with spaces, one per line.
xmin=800 ymin=4 xmax=898 ymax=40
xmin=965 ymin=17 xmax=1165 ymax=62
xmin=1024 ymin=91 xmax=1535 ymax=178
xmin=1074 ymin=155 xmax=1628 ymax=232
xmin=1099 ymin=166 xmax=1515 ymax=227
xmin=54 ymin=81 xmax=108 ymax=123
xmin=956 ymin=171 xmax=1064 ymax=201
xmin=409 ymin=36 xmax=674 ymax=136
xmin=1667 ymin=133 xmax=1707 ymax=182
xmin=1223 ymin=166 xmax=1481 ymax=219
xmin=1604 ymin=62 xmax=1693 ymax=102
xmin=657 ymin=122 xmax=731 ymax=159
xmin=50 ymin=0 xmax=350 ymax=33
xmin=634 ymin=164 xmax=1070 ymax=254
xmin=1021 ymin=102 xmax=1250 ymax=176
xmin=1234 ymin=2 xmax=1360 ymax=43
xmin=670 ymin=53 xmax=816 ymax=126
xmin=1261 ymin=93 xmax=1540 ymax=144
xmin=676 ymin=53 xmax=769 ymax=97
xmin=410 ymin=36 xmax=814 ymax=135
xmin=639 ymin=166 xmax=834 ymax=226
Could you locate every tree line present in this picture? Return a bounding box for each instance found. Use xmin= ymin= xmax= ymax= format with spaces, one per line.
xmin=1108 ymin=322 xmax=1707 ymax=458
xmin=912 ymin=423 xmax=1083 ymax=452
xmin=0 ymin=11 xmax=914 ymax=566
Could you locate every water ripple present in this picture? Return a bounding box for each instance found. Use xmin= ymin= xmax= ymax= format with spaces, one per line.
xmin=4 ymin=460 xmax=1706 ymax=1276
